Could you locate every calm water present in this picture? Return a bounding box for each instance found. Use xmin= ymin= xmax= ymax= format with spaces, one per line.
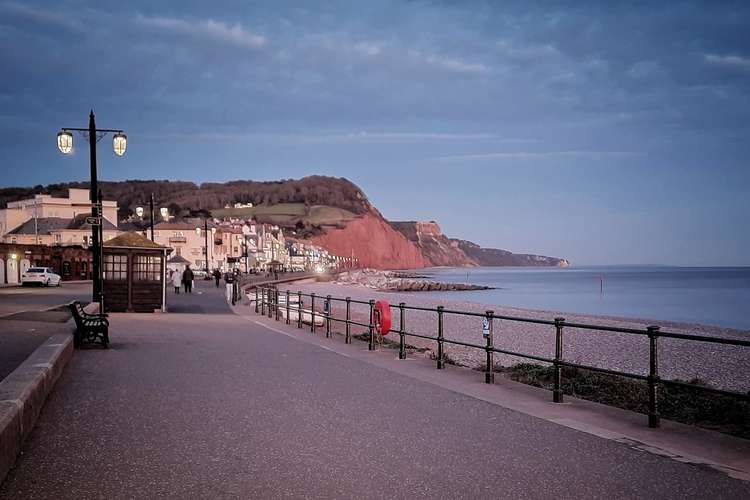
xmin=420 ymin=266 xmax=750 ymax=330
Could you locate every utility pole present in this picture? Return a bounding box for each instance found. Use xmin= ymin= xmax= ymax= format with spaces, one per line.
xmin=149 ymin=193 xmax=155 ymax=242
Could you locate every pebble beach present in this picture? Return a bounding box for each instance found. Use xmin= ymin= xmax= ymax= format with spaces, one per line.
xmin=275 ymin=281 xmax=750 ymax=393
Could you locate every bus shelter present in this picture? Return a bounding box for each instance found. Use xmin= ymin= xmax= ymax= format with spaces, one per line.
xmin=102 ymin=232 xmax=170 ymax=312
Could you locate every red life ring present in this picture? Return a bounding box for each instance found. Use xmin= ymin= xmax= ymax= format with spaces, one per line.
xmin=372 ymin=300 xmax=392 ymax=335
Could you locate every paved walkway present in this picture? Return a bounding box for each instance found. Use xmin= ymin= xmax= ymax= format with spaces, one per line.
xmin=0 ymin=282 xmax=89 ymax=380
xmin=1 ymin=280 xmax=748 ymax=499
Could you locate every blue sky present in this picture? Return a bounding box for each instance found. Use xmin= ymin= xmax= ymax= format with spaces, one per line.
xmin=1 ymin=1 xmax=749 ymax=265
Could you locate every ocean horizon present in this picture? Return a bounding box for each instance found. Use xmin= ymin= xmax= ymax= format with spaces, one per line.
xmin=419 ymin=265 xmax=750 ymax=331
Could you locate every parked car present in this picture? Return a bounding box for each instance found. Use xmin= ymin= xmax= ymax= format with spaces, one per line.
xmin=21 ymin=267 xmax=62 ymax=287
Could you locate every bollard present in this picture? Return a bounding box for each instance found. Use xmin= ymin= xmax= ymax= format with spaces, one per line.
xmin=485 ymin=311 xmax=494 ymax=384
xmin=345 ymin=297 xmax=352 ymax=344
xmin=368 ymin=300 xmax=375 ymax=351
xmin=297 ymin=291 xmax=303 ymax=329
xmin=436 ymin=306 xmax=445 ymax=369
xmin=553 ymin=317 xmax=565 ymax=403
xmin=647 ymin=326 xmax=661 ymax=428
xmin=311 ymin=293 xmax=316 ymax=333
xmin=285 ymin=290 xmax=290 ymax=325
xmin=254 ymin=287 xmax=259 ymax=314
xmin=325 ymin=295 xmax=331 ymax=338
xmin=398 ymin=303 xmax=406 ymax=360
xmin=261 ymin=288 xmax=266 ymax=316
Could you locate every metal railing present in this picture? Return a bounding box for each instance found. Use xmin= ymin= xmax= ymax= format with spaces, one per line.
xmin=251 ymin=285 xmax=750 ymax=429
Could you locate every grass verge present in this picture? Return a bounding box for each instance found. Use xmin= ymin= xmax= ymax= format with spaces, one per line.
xmin=500 ymin=363 xmax=750 ymax=439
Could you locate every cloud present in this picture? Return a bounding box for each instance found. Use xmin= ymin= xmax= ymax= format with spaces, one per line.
xmin=434 ymin=151 xmax=643 ymax=162
xmin=421 ymin=53 xmax=489 ymax=74
xmin=703 ymin=53 xmax=750 ymax=72
xmin=143 ymin=131 xmax=534 ymax=145
xmin=0 ymin=1 xmax=83 ymax=33
xmin=135 ymin=14 xmax=267 ymax=49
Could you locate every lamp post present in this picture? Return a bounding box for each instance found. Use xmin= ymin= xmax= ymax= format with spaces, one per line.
xmin=57 ymin=111 xmax=126 ymax=305
xmin=136 ymin=194 xmax=166 ymax=242
xmin=195 ymin=220 xmax=214 ymax=276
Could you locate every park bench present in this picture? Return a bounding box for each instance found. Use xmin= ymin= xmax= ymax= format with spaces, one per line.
xmin=69 ymin=301 xmax=110 ymax=348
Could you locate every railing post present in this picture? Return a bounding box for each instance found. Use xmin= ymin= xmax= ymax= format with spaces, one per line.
xmin=285 ymin=290 xmax=290 ymax=325
xmin=368 ymin=300 xmax=375 ymax=351
xmin=345 ymin=297 xmax=351 ymax=344
xmin=485 ymin=311 xmax=494 ymax=384
xmin=311 ymin=293 xmax=316 ymax=333
xmin=648 ymin=325 xmax=661 ymax=428
xmin=275 ymin=289 xmax=280 ymax=321
xmin=297 ymin=291 xmax=303 ymax=329
xmin=267 ymin=287 xmax=273 ymax=318
xmin=398 ymin=302 xmax=406 ymax=360
xmin=254 ymin=287 xmax=259 ymax=314
xmin=553 ymin=317 xmax=565 ymax=403
xmin=325 ymin=295 xmax=331 ymax=338
xmin=436 ymin=306 xmax=445 ymax=369
xmin=261 ymin=288 xmax=266 ymax=316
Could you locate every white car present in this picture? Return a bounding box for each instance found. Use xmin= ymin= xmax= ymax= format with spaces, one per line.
xmin=21 ymin=267 xmax=62 ymax=287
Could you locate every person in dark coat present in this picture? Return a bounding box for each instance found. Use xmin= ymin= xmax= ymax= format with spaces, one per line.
xmin=213 ymin=269 xmax=221 ymax=288
xmin=223 ymin=269 xmax=236 ymax=302
xmin=182 ymin=265 xmax=194 ymax=294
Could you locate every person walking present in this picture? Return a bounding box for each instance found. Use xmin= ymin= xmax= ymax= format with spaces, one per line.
xmin=213 ymin=268 xmax=221 ymax=288
xmin=183 ymin=265 xmax=194 ymax=294
xmin=224 ymin=269 xmax=236 ymax=303
xmin=171 ymin=267 xmax=182 ymax=294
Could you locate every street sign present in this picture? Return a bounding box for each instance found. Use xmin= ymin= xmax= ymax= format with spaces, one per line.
xmin=482 ymin=317 xmax=491 ymax=337
xmin=85 ymin=216 xmax=102 ymax=225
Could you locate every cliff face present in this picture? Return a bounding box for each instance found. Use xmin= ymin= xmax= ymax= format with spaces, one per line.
xmin=389 ymin=221 xmax=474 ymax=267
xmin=312 ymin=212 xmax=428 ymax=269
xmin=391 ymin=220 xmax=569 ymax=268
xmin=453 ymin=239 xmax=570 ymax=267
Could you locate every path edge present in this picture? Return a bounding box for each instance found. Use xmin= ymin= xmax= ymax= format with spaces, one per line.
xmin=0 ymin=331 xmax=73 ymax=484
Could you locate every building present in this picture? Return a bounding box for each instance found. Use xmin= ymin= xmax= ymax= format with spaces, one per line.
xmin=2 ymin=214 xmax=120 ymax=246
xmin=0 ymin=242 xmax=93 ymax=284
xmin=0 ymin=188 xmax=118 ymax=239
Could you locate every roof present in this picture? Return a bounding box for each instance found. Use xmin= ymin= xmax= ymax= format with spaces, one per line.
xmin=6 ymin=217 xmax=70 ymax=235
xmin=6 ymin=215 xmax=118 ymax=235
xmin=167 ymin=254 xmax=190 ymax=264
xmin=104 ymin=232 xmax=167 ymax=249
xmin=68 ymin=213 xmax=118 ymax=231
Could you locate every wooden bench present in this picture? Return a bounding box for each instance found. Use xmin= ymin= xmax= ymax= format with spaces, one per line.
xmin=69 ymin=301 xmax=110 ymax=348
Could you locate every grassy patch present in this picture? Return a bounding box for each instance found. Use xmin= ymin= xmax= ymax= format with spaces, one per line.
xmin=352 ymin=332 xmax=429 ymax=352
xmin=500 ymin=363 xmax=750 ymax=439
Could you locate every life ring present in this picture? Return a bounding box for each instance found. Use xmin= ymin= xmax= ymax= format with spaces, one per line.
xmin=372 ymin=300 xmax=392 ymax=335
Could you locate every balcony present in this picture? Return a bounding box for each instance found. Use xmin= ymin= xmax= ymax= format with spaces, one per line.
xmin=169 ymin=236 xmax=187 ymax=243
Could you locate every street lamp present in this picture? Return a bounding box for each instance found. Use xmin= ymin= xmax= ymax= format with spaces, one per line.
xmin=195 ymin=221 xmax=212 ymax=276
xmin=57 ymin=111 xmax=126 ymax=306
xmin=136 ymin=194 xmax=166 ymax=242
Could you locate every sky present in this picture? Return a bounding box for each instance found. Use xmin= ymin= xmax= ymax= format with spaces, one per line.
xmin=1 ymin=1 xmax=749 ymax=266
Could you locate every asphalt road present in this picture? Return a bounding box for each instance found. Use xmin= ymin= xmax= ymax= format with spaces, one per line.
xmin=0 ymin=282 xmax=92 ymax=317
xmin=1 ymin=280 xmax=748 ymax=499
xmin=0 ymin=282 xmax=88 ymax=380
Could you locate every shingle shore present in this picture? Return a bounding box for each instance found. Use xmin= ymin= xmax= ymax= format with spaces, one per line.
xmin=281 ymin=282 xmax=750 ymax=393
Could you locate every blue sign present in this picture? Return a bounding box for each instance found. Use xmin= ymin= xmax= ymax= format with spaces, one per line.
xmin=482 ymin=317 xmax=490 ymax=337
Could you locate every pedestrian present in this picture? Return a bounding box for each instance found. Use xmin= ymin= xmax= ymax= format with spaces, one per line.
xmin=213 ymin=268 xmax=221 ymax=288
xmin=171 ymin=267 xmax=182 ymax=294
xmin=183 ymin=265 xmax=194 ymax=294
xmin=224 ymin=269 xmax=236 ymax=303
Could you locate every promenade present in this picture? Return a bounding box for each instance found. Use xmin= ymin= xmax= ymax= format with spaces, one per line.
xmin=1 ymin=280 xmax=748 ymax=499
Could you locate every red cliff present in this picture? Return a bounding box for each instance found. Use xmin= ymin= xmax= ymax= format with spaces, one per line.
xmin=312 ymin=212 xmax=428 ymax=269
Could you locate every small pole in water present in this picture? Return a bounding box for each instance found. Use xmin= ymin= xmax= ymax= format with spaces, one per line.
xmin=600 ymin=274 xmax=603 ymax=294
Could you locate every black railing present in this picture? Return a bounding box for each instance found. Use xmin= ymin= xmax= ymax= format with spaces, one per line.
xmin=252 ymin=286 xmax=750 ymax=429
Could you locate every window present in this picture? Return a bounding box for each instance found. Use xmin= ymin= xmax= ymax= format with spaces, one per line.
xmin=103 ymin=254 xmax=127 ymax=280
xmin=134 ymin=255 xmax=162 ymax=281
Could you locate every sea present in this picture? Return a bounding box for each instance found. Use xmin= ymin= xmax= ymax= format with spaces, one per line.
xmin=419 ymin=266 xmax=750 ymax=331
